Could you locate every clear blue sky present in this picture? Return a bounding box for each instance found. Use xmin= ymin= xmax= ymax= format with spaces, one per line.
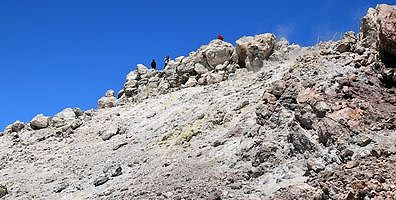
xmin=0 ymin=0 xmax=392 ymax=130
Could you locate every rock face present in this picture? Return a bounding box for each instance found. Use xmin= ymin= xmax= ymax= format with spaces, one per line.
xmin=1 ymin=5 xmax=396 ymax=199
xmin=360 ymin=4 xmax=396 ymax=65
xmin=98 ymin=90 xmax=117 ymax=108
xmin=30 ymin=114 xmax=50 ymax=130
xmin=236 ymin=33 xmax=276 ymax=71
xmin=377 ymin=4 xmax=396 ymax=62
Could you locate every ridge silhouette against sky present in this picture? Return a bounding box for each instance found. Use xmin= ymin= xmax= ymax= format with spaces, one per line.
xmin=0 ymin=0 xmax=392 ymax=129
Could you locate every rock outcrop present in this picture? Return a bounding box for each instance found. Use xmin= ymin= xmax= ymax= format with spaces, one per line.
xmin=115 ymin=35 xmax=278 ymax=105
xmin=359 ymin=4 xmax=396 ymax=65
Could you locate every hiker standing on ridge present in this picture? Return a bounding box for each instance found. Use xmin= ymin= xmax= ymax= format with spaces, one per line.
xmin=164 ymin=55 xmax=170 ymax=68
xmin=151 ymin=59 xmax=157 ymax=70
xmin=217 ymin=34 xmax=224 ymax=41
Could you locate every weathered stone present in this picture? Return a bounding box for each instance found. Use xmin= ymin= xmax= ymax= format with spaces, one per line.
xmin=206 ymin=73 xmax=223 ymax=85
xmin=262 ymin=92 xmax=277 ymax=104
xmin=295 ymin=111 xmax=316 ymax=130
xmin=53 ymin=182 xmax=69 ymax=193
xmin=194 ymin=63 xmax=209 ymax=75
xmin=317 ymin=118 xmax=346 ymax=147
xmin=269 ymin=80 xmax=286 ymax=97
xmin=236 ymin=33 xmax=276 ymax=71
xmin=307 ymin=158 xmax=326 ymax=173
xmin=105 ymin=89 xmax=115 ymax=97
xmin=55 ymin=108 xmax=76 ymax=121
xmin=204 ymin=40 xmax=236 ymax=68
xmin=359 ymin=4 xmax=396 ymax=65
xmin=103 ymin=164 xmax=123 ymax=177
xmin=288 ymin=124 xmax=316 ymax=153
xmin=137 ymin=64 xmax=148 ymax=74
xmin=184 ymin=76 xmax=198 ymax=87
xmin=314 ymin=101 xmax=330 ymax=118
xmin=255 ymin=104 xmax=271 ymax=126
xmin=98 ymin=90 xmax=117 ymax=109
xmin=359 ymin=7 xmax=380 ymax=49
xmin=93 ymin=176 xmax=109 ymax=187
xmin=10 ymin=121 xmax=25 ymax=132
xmin=297 ymin=88 xmax=320 ymax=105
xmin=234 ymin=100 xmax=249 ymax=111
xmin=126 ymin=70 xmax=139 ymax=82
xmin=335 ymin=31 xmax=356 ymax=53
xmin=99 ymin=125 xmax=126 ymax=141
xmin=0 ymin=185 xmax=7 ymax=198
xmin=197 ymin=76 xmax=207 ymax=85
xmin=377 ymin=4 xmax=396 ymax=61
xmin=177 ymin=63 xmax=195 ymax=75
xmin=30 ymin=114 xmax=50 ymax=130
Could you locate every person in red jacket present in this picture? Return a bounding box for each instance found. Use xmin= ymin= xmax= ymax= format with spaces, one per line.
xmin=217 ymin=34 xmax=224 ymax=41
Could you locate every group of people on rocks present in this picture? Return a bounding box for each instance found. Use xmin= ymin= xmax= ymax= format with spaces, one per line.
xmin=149 ymin=34 xmax=224 ymax=70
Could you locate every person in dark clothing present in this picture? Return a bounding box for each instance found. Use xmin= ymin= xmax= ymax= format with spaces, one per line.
xmin=164 ymin=55 xmax=170 ymax=68
xmin=217 ymin=34 xmax=224 ymax=41
xmin=151 ymin=59 xmax=157 ymax=70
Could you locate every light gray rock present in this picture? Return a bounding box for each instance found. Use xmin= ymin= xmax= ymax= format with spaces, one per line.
xmin=55 ymin=108 xmax=76 ymax=121
xmin=203 ymin=40 xmax=237 ymax=68
xmin=126 ymin=70 xmax=139 ymax=82
xmin=93 ymin=176 xmax=109 ymax=187
xmin=206 ymin=73 xmax=223 ymax=85
xmin=30 ymin=114 xmax=50 ymax=130
xmin=197 ymin=76 xmax=207 ymax=85
xmin=103 ymin=164 xmax=123 ymax=177
xmin=9 ymin=121 xmax=25 ymax=133
xmin=137 ymin=64 xmax=148 ymax=75
xmin=194 ymin=63 xmax=209 ymax=75
xmin=99 ymin=125 xmax=125 ymax=141
xmin=98 ymin=90 xmax=117 ymax=109
xmin=184 ymin=76 xmax=198 ymax=87
xmin=105 ymin=89 xmax=115 ymax=97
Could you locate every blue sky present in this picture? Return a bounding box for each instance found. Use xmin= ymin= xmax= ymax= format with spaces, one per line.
xmin=0 ymin=0 xmax=392 ymax=129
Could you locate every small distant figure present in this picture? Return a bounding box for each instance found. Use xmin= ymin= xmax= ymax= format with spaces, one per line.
xmin=164 ymin=55 xmax=170 ymax=68
xmin=217 ymin=34 xmax=224 ymax=41
xmin=151 ymin=59 xmax=157 ymax=70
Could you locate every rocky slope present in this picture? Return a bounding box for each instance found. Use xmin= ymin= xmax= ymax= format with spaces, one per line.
xmin=1 ymin=4 xmax=395 ymax=200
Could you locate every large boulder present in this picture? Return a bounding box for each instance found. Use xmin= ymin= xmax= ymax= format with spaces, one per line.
xmin=98 ymin=89 xmax=117 ymax=109
xmin=236 ymin=33 xmax=276 ymax=71
xmin=30 ymin=114 xmax=50 ymax=130
xmin=55 ymin=108 xmax=76 ymax=121
xmin=203 ymin=40 xmax=237 ymax=68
